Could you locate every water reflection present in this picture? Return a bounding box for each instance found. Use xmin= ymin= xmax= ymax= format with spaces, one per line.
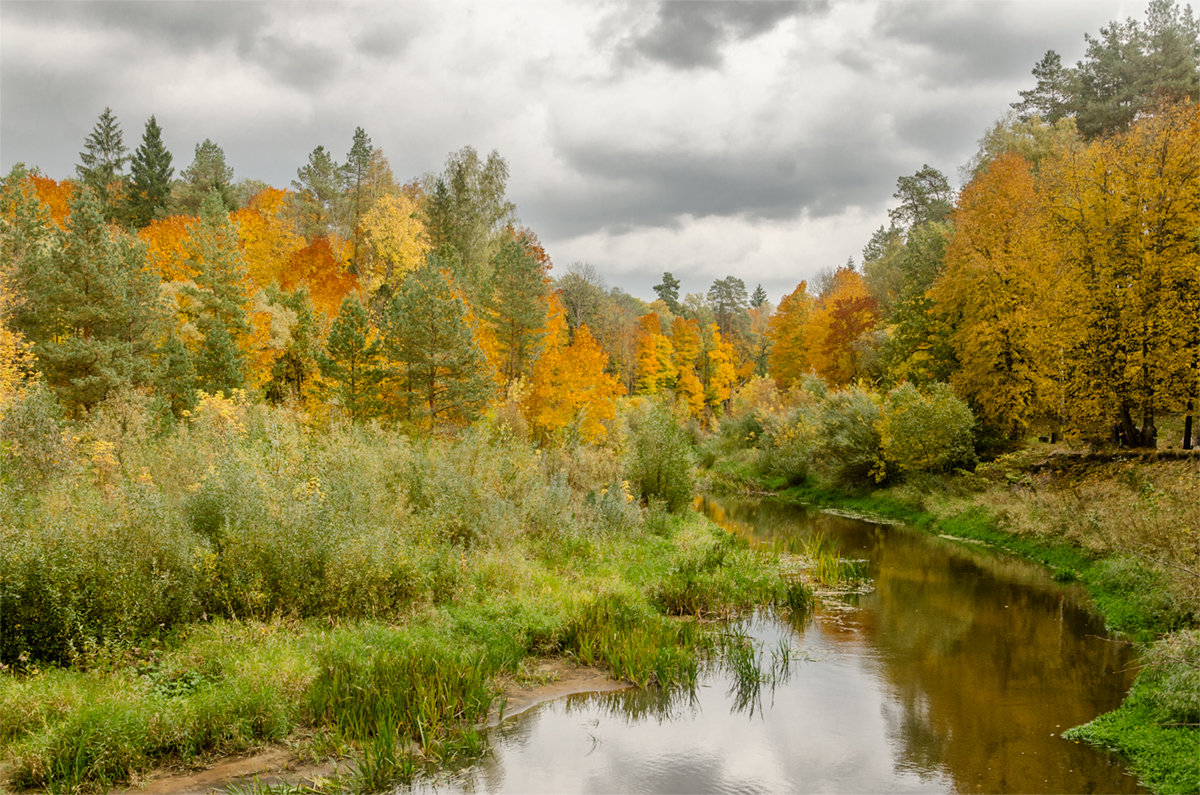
xmin=400 ymin=497 xmax=1144 ymax=794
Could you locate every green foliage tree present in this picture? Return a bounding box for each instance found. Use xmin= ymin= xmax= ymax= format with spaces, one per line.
xmin=75 ymin=107 xmax=128 ymax=223
xmin=624 ymin=403 xmax=696 ymax=513
xmin=879 ymin=382 xmax=976 ymax=478
xmin=11 ymin=188 xmax=161 ymax=414
xmin=292 ymin=144 xmax=342 ymax=240
xmin=174 ymin=139 xmax=235 ymax=215
xmin=126 ymin=115 xmax=174 ymax=228
xmin=384 ymin=257 xmax=496 ymax=428
xmin=888 ymin=164 xmax=954 ymax=230
xmin=489 ymin=231 xmax=549 ymax=383
xmin=320 ymin=293 xmax=384 ymax=420
xmin=342 ymin=126 xmax=373 ymax=267
xmin=707 ymin=276 xmax=749 ymax=342
xmin=1013 ymin=0 xmax=1200 ymax=139
xmin=185 ymin=191 xmax=251 ymax=395
xmin=422 ymin=147 xmax=515 ymax=301
xmin=156 ymin=333 xmax=197 ymax=417
xmin=653 ymin=272 xmax=682 ymax=314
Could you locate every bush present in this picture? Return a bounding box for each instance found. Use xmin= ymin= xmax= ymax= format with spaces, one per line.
xmin=759 ymin=406 xmax=819 ymax=485
xmin=879 ymin=382 xmax=976 ymax=478
xmin=0 ymin=382 xmax=67 ymax=489
xmin=813 ymin=386 xmax=882 ymax=487
xmin=624 ymin=403 xmax=696 ymax=513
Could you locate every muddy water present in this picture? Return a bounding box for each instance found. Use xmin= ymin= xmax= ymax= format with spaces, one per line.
xmin=402 ymin=497 xmax=1144 ymax=794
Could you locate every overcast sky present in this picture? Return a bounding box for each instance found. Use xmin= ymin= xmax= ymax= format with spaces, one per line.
xmin=1 ymin=0 xmax=1136 ymax=303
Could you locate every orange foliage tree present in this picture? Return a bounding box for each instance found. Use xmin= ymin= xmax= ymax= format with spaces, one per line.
xmin=281 ymin=236 xmax=358 ymax=319
xmin=804 ymin=268 xmax=879 ymax=385
xmin=27 ymin=175 xmax=74 ymax=228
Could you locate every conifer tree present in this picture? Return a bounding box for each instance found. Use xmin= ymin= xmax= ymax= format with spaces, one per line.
xmin=175 ymin=139 xmax=235 ymax=215
xmin=11 ymin=187 xmax=160 ymax=414
xmin=127 ymin=115 xmax=174 ymax=228
xmin=75 ymin=107 xmax=128 ymax=223
xmin=383 ymin=257 xmax=495 ymax=428
xmin=320 ymin=293 xmax=384 ymax=420
xmin=343 ymin=127 xmax=373 ymax=266
xmin=157 ymin=333 xmax=197 ymax=416
xmin=488 ymin=230 xmax=550 ymax=383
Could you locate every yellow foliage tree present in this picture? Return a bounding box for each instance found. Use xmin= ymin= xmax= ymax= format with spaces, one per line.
xmin=359 ymin=192 xmax=429 ymax=299
xmin=932 ymin=152 xmax=1055 ymax=439
xmin=635 ymin=312 xmax=675 ymax=394
xmin=524 ymin=301 xmax=622 ymax=444
xmin=670 ymin=317 xmax=705 ymax=418
xmin=766 ymin=281 xmax=813 ymax=387
xmin=232 ymin=187 xmax=304 ymax=289
xmin=701 ymin=323 xmax=737 ymax=414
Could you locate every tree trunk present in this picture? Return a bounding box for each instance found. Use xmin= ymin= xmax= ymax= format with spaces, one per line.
xmin=1184 ymin=399 xmax=1195 ymax=450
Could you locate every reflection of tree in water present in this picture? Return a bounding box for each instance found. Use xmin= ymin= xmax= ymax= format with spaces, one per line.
xmin=709 ymin=495 xmax=1143 ymax=794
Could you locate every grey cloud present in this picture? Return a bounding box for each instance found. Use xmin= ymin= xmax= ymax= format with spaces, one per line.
xmin=528 ymin=129 xmax=899 ymax=239
xmin=241 ymin=33 xmax=346 ymax=91
xmin=631 ymin=1 xmax=829 ymax=69
xmin=872 ymin=1 xmax=1079 ymax=85
xmin=3 ymin=0 xmax=270 ymax=54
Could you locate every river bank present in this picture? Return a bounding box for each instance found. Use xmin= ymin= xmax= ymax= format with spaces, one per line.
xmin=707 ymin=449 xmax=1198 ymax=794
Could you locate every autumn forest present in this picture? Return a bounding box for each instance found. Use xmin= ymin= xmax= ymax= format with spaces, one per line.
xmin=1 ymin=1 xmax=1198 ymax=793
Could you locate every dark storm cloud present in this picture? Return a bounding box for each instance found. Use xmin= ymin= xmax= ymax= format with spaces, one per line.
xmin=531 ymin=131 xmax=898 ymax=239
xmin=630 ymin=1 xmax=829 ymax=69
xmin=3 ymin=0 xmax=270 ymax=53
xmin=872 ymin=1 xmax=1082 ymax=85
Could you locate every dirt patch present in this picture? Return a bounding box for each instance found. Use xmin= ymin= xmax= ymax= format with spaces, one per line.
xmin=115 ymin=660 xmax=627 ymax=794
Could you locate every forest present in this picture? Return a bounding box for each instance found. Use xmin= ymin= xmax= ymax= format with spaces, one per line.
xmin=0 ymin=1 xmax=1198 ymax=793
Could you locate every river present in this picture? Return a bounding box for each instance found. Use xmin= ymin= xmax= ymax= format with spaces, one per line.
xmin=400 ymin=496 xmax=1143 ymax=794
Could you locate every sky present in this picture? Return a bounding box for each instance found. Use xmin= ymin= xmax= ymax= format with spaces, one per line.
xmin=0 ymin=0 xmax=1137 ymax=304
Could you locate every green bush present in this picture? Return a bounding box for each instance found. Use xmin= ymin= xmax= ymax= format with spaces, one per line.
xmin=813 ymin=386 xmax=882 ymax=487
xmin=879 ymin=382 xmax=976 ymax=478
xmin=0 ymin=382 xmax=67 ymax=489
xmin=759 ymin=406 xmax=819 ymax=485
xmin=624 ymin=403 xmax=696 ymax=513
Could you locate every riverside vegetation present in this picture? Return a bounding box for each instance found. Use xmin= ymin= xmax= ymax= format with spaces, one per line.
xmin=702 ymin=374 xmax=1200 ymax=794
xmin=0 ymin=391 xmax=813 ymax=793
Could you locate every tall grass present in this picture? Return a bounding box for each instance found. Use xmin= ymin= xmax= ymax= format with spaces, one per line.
xmin=0 ymin=393 xmax=807 ymax=793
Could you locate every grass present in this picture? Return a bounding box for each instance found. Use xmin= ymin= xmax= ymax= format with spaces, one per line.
xmin=0 ymin=397 xmax=810 ymax=793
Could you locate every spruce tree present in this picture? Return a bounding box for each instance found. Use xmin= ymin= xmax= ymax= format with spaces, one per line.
xmin=343 ymin=127 xmax=373 ymax=267
xmin=185 ymin=191 xmax=251 ymax=395
xmin=127 ymin=115 xmax=174 ymax=228
xmin=75 ymin=107 xmax=128 ymax=223
xmin=157 ymin=334 xmax=197 ymax=416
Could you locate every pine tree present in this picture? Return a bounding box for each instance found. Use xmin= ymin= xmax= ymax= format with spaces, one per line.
xmin=175 ymin=139 xmax=235 ymax=215
xmin=320 ymin=293 xmax=384 ymax=420
xmin=75 ymin=107 xmax=128 ymax=223
xmin=653 ymin=272 xmax=682 ymax=314
xmin=157 ymin=334 xmax=197 ymax=416
xmin=127 ymin=115 xmax=174 ymax=228
xmin=488 ymin=230 xmax=550 ymax=383
xmin=11 ymin=187 xmax=161 ymax=414
xmin=342 ymin=127 xmax=373 ymax=267
xmin=383 ymin=257 xmax=496 ymax=428
xmin=292 ymin=145 xmax=341 ymax=240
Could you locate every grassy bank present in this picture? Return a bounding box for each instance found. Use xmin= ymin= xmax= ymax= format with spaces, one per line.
xmin=707 ymin=445 xmax=1199 ymax=794
xmin=0 ymin=395 xmax=806 ymax=793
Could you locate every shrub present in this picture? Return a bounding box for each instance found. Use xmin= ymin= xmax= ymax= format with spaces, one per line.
xmin=813 ymin=386 xmax=882 ymax=487
xmin=624 ymin=403 xmax=696 ymax=513
xmin=0 ymin=382 xmax=67 ymax=488
xmin=759 ymin=406 xmax=819 ymax=485
xmin=879 ymin=382 xmax=976 ymax=478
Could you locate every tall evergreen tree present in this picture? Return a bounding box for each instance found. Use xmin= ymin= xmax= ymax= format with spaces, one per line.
xmin=75 ymin=107 xmax=128 ymax=223
xmin=127 ymin=115 xmax=174 ymax=228
xmin=489 ymin=231 xmax=550 ymax=383
xmin=653 ymin=272 xmax=682 ymax=314
xmin=384 ymin=257 xmax=495 ymax=428
xmin=292 ymin=145 xmax=342 ymax=240
xmin=750 ymin=284 xmax=768 ymax=309
xmin=11 ymin=188 xmax=160 ymax=414
xmin=174 ymin=139 xmax=235 ymax=215
xmin=319 ymin=293 xmax=384 ymax=420
xmin=185 ymin=191 xmax=251 ymax=395
xmin=342 ymin=127 xmax=373 ymax=267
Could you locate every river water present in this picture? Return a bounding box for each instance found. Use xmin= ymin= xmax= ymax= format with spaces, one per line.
xmin=404 ymin=496 xmax=1144 ymax=794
